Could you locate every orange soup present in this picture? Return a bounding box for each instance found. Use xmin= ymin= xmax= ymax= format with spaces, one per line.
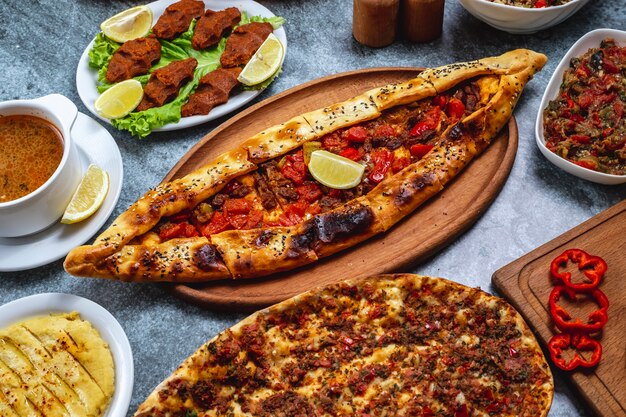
xmin=0 ymin=115 xmax=64 ymax=203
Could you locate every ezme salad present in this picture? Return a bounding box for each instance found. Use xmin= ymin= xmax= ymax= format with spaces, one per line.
xmin=543 ymin=38 xmax=626 ymax=175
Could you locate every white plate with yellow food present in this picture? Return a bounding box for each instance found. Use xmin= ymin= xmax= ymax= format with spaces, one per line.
xmin=0 ymin=113 xmax=123 ymax=272
xmin=0 ymin=293 xmax=133 ymax=417
xmin=75 ymin=0 xmax=287 ymax=137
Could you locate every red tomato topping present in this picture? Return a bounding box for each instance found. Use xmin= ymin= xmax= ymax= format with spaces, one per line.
xmin=346 ymin=126 xmax=368 ymax=143
xmin=410 ymin=143 xmax=434 ymax=159
xmin=281 ymin=150 xmax=307 ymax=185
xmin=201 ymin=211 xmax=232 ymax=236
xmin=410 ymin=107 xmax=441 ymax=137
xmin=534 ymin=0 xmax=546 ymax=7
xmin=570 ymin=134 xmax=591 ymax=144
xmin=223 ymin=198 xmax=250 ymax=215
xmin=433 ymin=95 xmax=447 ymax=109
xmin=446 ymin=98 xmax=466 ymax=119
xmin=321 ymin=132 xmax=349 ymax=150
xmin=159 ymin=222 xmax=186 ymax=240
xmin=374 ymin=124 xmax=397 ymax=138
xmin=297 ymin=183 xmax=323 ymax=203
xmin=368 ymin=148 xmax=394 ymax=184
xmin=574 ymin=160 xmax=598 ymax=170
xmin=340 ymin=147 xmax=361 ymax=161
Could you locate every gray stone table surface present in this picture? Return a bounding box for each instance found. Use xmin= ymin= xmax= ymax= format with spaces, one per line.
xmin=1 ymin=0 xmax=625 ymax=415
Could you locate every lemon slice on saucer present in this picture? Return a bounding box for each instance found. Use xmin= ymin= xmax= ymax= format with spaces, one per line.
xmin=61 ymin=164 xmax=109 ymax=224
xmin=94 ymin=79 xmax=143 ymax=119
xmin=101 ymin=5 xmax=153 ymax=43
xmin=237 ymin=33 xmax=284 ymax=86
xmin=307 ymin=150 xmax=365 ymax=189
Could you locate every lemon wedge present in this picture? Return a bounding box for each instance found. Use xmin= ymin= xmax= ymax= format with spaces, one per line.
xmin=94 ymin=79 xmax=144 ymax=119
xmin=101 ymin=5 xmax=153 ymax=43
xmin=237 ymin=33 xmax=285 ymax=86
xmin=61 ymin=164 xmax=109 ymax=224
xmin=307 ymin=150 xmax=365 ymax=190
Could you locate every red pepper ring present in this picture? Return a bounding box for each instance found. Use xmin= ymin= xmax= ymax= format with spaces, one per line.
xmin=550 ymin=249 xmax=607 ymax=292
xmin=549 ymin=286 xmax=609 ymax=333
xmin=548 ymin=333 xmax=602 ymax=371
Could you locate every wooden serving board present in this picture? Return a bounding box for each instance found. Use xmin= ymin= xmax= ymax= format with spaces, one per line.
xmin=164 ymin=67 xmax=518 ymax=311
xmin=493 ymin=200 xmax=626 ymax=417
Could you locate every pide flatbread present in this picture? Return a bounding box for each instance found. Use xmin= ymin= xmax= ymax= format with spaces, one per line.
xmin=64 ymin=49 xmax=546 ymax=282
xmin=133 ymin=274 xmax=554 ymax=417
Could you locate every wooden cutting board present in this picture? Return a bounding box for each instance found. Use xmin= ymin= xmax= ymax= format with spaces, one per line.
xmin=493 ymin=200 xmax=626 ymax=417
xmin=163 ymin=67 xmax=518 ymax=311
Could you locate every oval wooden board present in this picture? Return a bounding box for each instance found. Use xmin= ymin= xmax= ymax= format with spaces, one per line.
xmin=163 ymin=67 xmax=518 ymax=311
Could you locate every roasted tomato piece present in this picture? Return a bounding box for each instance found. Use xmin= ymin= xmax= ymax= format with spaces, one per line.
xmin=201 ymin=211 xmax=232 ymax=236
xmin=281 ymin=150 xmax=307 ymax=184
xmin=410 ymin=143 xmax=434 ymax=159
xmin=223 ymin=198 xmax=250 ymax=215
xmin=339 ymin=147 xmax=361 ymax=161
xmin=296 ymin=183 xmax=323 ymax=203
xmin=368 ymin=148 xmax=394 ymax=184
xmin=391 ymin=156 xmax=410 ymax=173
xmin=346 ymin=126 xmax=368 ymax=143
xmin=446 ymin=98 xmax=466 ymax=119
xmin=374 ymin=124 xmax=397 ymax=138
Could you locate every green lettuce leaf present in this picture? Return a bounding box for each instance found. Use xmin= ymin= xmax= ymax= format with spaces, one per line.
xmin=88 ymin=33 xmax=120 ymax=69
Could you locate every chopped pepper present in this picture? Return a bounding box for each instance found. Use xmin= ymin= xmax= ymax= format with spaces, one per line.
xmin=549 ymin=286 xmax=609 ymax=333
xmin=547 ymin=333 xmax=602 ymax=371
xmin=550 ymin=249 xmax=608 ymax=292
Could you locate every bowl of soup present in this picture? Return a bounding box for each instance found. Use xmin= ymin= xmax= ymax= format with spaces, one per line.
xmin=0 ymin=94 xmax=80 ymax=237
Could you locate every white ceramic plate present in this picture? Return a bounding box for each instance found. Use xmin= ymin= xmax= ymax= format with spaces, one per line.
xmin=0 ymin=112 xmax=124 ymax=271
xmin=76 ymin=0 xmax=288 ymax=132
xmin=535 ymin=28 xmax=626 ymax=185
xmin=0 ymin=293 xmax=133 ymax=417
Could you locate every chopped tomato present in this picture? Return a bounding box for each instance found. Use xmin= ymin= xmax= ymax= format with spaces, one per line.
xmin=346 ymin=126 xmax=368 ymax=143
xmin=340 ymin=147 xmax=361 ymax=161
xmin=287 ymin=200 xmax=308 ymax=217
xmin=223 ymin=198 xmax=250 ymax=215
xmin=374 ymin=124 xmax=397 ymax=138
xmin=321 ymin=132 xmax=349 ymax=150
xmin=570 ymin=134 xmax=591 ymax=144
xmin=410 ymin=143 xmax=434 ymax=159
xmin=328 ymin=188 xmax=343 ymax=198
xmin=574 ymin=160 xmax=598 ymax=170
xmin=368 ymin=148 xmax=394 ymax=184
xmin=534 ymin=0 xmax=546 ymax=7
xmin=201 ymin=211 xmax=232 ymax=236
xmin=281 ymin=150 xmax=307 ymax=185
xmin=577 ymin=92 xmax=593 ymax=109
xmin=446 ymin=98 xmax=466 ymax=119
xmin=433 ymin=95 xmax=447 ymax=109
xmin=603 ymin=57 xmax=620 ymax=74
xmin=228 ymin=214 xmax=249 ymax=229
xmin=278 ymin=211 xmax=302 ymax=227
xmin=391 ymin=156 xmax=410 ymax=173
xmin=410 ymin=107 xmax=441 ymax=137
xmin=159 ymin=222 xmax=186 ymax=240
xmin=296 ymin=183 xmax=323 ymax=203
xmin=575 ymin=64 xmax=592 ymax=78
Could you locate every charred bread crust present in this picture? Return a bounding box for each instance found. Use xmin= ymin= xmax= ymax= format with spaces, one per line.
xmin=64 ymin=49 xmax=546 ymax=282
xmin=65 ymin=237 xmax=230 ymax=282
xmin=133 ymin=274 xmax=553 ymax=417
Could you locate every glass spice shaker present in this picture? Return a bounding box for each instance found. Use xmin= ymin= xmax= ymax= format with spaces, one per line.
xmin=401 ymin=0 xmax=445 ymax=43
xmin=353 ymin=0 xmax=400 ymax=48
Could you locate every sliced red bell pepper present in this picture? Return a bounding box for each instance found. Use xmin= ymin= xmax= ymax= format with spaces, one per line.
xmin=549 ymin=286 xmax=609 ymax=333
xmin=550 ymin=249 xmax=607 ymax=292
xmin=548 ymin=333 xmax=602 ymax=371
